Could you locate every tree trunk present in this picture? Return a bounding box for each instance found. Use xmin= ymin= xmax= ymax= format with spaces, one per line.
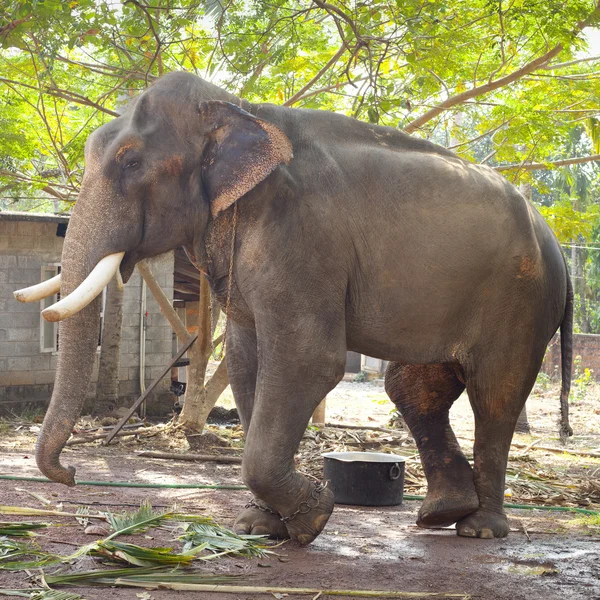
xmin=95 ymin=274 xmax=124 ymax=408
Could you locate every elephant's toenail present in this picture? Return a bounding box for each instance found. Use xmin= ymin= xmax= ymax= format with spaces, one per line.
xmin=460 ymin=527 xmax=476 ymax=537
xmin=251 ymin=526 xmax=270 ymax=535
xmin=479 ymin=528 xmax=494 ymax=539
xmin=296 ymin=533 xmax=314 ymax=545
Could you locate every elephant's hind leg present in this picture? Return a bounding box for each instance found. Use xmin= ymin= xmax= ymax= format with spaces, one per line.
xmin=456 ymin=347 xmax=545 ymax=539
xmin=385 ymin=363 xmax=478 ymax=527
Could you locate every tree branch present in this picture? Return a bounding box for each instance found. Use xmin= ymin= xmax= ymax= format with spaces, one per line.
xmin=0 ymin=169 xmax=77 ymax=196
xmin=0 ymin=15 xmax=32 ymax=41
xmin=403 ymin=3 xmax=600 ymax=134
xmin=493 ymin=154 xmax=600 ymax=171
xmin=447 ymin=118 xmax=513 ymax=149
xmin=290 ymin=75 xmax=369 ymax=104
xmin=0 ymin=77 xmax=120 ymax=116
xmin=542 ymin=55 xmax=600 ymax=70
xmin=284 ymin=43 xmax=347 ymax=106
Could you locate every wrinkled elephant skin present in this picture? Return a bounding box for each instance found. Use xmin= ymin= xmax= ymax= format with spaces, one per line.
xmin=33 ymin=72 xmax=573 ymax=544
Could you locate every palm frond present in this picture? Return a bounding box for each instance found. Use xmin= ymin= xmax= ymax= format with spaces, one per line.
xmin=75 ymin=507 xmax=90 ymax=528
xmin=30 ymin=591 xmax=84 ymax=600
xmin=0 ymin=507 xmax=89 ymax=519
xmin=44 ymin=566 xmax=240 ymax=587
xmin=0 ymin=537 xmax=59 ymax=570
xmin=0 ymin=522 xmax=48 ymax=537
xmin=180 ymin=522 xmax=273 ymax=558
xmin=104 ymin=499 xmax=172 ymax=537
xmin=0 ymin=506 xmax=105 ymax=522
xmin=43 ymin=566 xmax=168 ymax=586
xmin=91 ymin=540 xmax=203 ymax=567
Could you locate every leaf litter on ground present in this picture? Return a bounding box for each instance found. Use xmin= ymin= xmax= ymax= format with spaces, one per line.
xmin=1 ymin=499 xmax=275 ymax=575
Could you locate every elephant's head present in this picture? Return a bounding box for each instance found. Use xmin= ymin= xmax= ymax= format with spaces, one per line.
xmin=21 ymin=72 xmax=292 ymax=485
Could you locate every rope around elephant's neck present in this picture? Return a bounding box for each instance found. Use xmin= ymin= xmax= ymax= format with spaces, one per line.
xmin=217 ymin=202 xmax=238 ymax=360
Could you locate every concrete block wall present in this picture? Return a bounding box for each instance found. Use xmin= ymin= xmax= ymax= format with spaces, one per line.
xmin=0 ymin=217 xmax=176 ymax=416
xmin=0 ymin=219 xmax=62 ymax=408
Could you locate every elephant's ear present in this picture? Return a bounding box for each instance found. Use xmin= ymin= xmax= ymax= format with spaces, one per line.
xmin=199 ymin=101 xmax=293 ymax=218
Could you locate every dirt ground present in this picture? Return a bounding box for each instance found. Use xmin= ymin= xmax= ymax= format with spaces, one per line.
xmin=1 ymin=377 xmax=599 ymax=600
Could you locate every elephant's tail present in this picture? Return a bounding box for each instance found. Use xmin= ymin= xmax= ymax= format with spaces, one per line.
xmin=559 ymin=264 xmax=574 ymax=440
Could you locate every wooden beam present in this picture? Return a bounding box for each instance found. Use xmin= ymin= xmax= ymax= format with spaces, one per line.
xmin=174 ymin=282 xmax=201 ymax=296
xmin=312 ymin=397 xmax=327 ymax=425
xmin=174 ymin=264 xmax=202 ymax=280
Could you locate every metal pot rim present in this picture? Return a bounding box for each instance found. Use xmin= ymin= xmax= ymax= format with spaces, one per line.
xmin=322 ymin=451 xmax=406 ymax=463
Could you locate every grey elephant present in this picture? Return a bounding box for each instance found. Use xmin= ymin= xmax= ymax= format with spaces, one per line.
xmin=19 ymin=72 xmax=572 ymax=544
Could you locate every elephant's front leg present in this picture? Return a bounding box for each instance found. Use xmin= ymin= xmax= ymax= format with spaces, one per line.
xmin=227 ymin=322 xmax=289 ymax=539
xmin=238 ymin=317 xmax=346 ymax=545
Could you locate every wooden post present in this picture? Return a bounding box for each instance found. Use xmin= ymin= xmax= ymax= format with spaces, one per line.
xmin=312 ymin=397 xmax=327 ymax=425
xmin=137 ymin=260 xmax=191 ymax=344
xmin=178 ymin=278 xmax=214 ymax=431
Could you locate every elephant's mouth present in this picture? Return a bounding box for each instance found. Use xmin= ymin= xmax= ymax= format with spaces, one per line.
xmin=120 ymin=251 xmax=138 ymax=284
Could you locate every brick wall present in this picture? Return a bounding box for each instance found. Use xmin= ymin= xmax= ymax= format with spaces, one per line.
xmin=0 ymin=217 xmax=175 ymax=415
xmin=541 ymin=333 xmax=600 ymax=380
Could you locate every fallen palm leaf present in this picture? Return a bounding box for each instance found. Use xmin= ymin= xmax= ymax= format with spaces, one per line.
xmin=0 ymin=506 xmax=105 ymax=521
xmin=42 ymin=566 xmax=170 ymax=586
xmin=30 ymin=591 xmax=84 ymax=600
xmin=180 ymin=522 xmax=274 ymax=558
xmin=111 ymin=580 xmax=471 ymax=598
xmin=14 ymin=489 xmax=53 ymax=507
xmin=0 ymin=522 xmax=49 ymax=537
xmin=0 ymin=537 xmax=58 ymax=569
xmin=104 ymin=499 xmax=172 ymax=536
xmin=0 ymin=592 xmax=83 ymax=600
xmin=43 ymin=566 xmax=242 ymax=587
xmin=91 ymin=540 xmax=205 ymax=567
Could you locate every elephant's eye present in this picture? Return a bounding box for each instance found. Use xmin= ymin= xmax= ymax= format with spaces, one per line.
xmin=124 ymin=159 xmax=139 ymax=170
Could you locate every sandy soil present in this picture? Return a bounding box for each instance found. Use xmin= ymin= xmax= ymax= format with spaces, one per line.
xmin=0 ymin=377 xmax=599 ymax=599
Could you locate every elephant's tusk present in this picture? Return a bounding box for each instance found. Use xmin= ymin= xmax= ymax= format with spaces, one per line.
xmin=42 ymin=252 xmax=125 ymax=322
xmin=14 ymin=274 xmax=61 ymax=303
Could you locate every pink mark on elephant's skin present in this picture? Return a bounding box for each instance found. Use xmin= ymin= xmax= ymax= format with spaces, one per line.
xmin=162 ymin=154 xmax=184 ymax=177
xmin=517 ymin=256 xmax=539 ymax=280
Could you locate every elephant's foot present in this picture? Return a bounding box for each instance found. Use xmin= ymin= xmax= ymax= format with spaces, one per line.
xmin=417 ymin=488 xmax=479 ymax=528
xmin=456 ymin=508 xmax=509 ymax=539
xmin=233 ymin=500 xmax=289 ymax=539
xmin=417 ymin=468 xmax=479 ymax=528
xmin=280 ymin=482 xmax=335 ymax=546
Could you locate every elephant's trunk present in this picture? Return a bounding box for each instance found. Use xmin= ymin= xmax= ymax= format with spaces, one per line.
xmin=35 ymin=211 xmax=106 ymax=486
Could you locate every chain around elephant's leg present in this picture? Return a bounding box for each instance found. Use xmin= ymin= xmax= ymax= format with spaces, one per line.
xmin=234 ymin=497 xmax=290 ymax=538
xmin=239 ymin=333 xmax=344 ymax=543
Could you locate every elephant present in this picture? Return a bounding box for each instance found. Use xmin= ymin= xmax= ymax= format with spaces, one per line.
xmin=19 ymin=71 xmax=573 ymax=545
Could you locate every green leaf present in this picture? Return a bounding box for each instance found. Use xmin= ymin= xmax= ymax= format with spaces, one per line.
xmin=104 ymin=500 xmax=172 ymax=537
xmin=0 ymin=522 xmax=49 ymax=537
xmin=179 ymin=522 xmax=273 ymax=559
